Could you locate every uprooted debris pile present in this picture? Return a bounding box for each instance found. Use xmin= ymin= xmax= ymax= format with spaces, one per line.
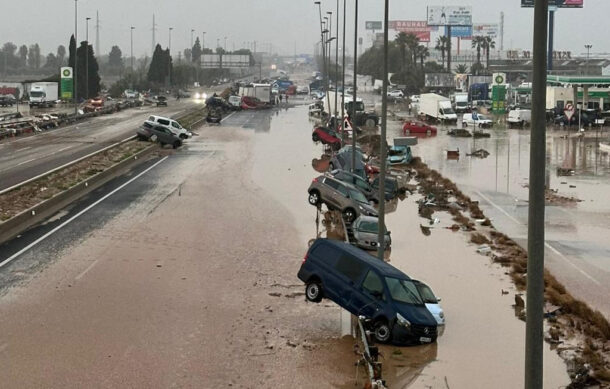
xmin=405 ymin=156 xmax=610 ymax=386
xmin=0 ymin=140 xmax=151 ymax=222
xmin=545 ymin=188 xmax=582 ymax=205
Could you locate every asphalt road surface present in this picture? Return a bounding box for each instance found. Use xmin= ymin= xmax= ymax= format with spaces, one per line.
xmin=0 ymin=100 xmax=201 ymax=191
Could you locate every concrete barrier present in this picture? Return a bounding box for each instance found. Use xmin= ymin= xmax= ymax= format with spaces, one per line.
xmin=0 ymin=144 xmax=157 ymax=246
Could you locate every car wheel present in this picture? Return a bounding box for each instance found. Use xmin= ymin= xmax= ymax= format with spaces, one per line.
xmin=312 ymin=133 xmax=320 ymax=142
xmin=404 ymin=129 xmax=410 ymax=135
xmin=305 ymin=280 xmax=323 ymax=302
xmin=179 ymin=133 xmax=188 ymax=139
xmin=426 ymin=129 xmax=431 ymax=135
xmin=332 ymin=142 xmax=341 ymax=151
xmin=365 ymin=118 xmax=376 ymax=128
xmin=173 ymin=140 xmax=181 ymax=149
xmin=343 ymin=208 xmax=356 ymax=223
xmin=373 ymin=320 xmax=392 ymax=343
xmin=308 ymin=190 xmax=320 ymax=206
xmin=328 ymin=162 xmax=335 ymax=170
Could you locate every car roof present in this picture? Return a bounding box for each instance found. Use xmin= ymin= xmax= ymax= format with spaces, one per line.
xmin=322 ymin=175 xmax=360 ymax=191
xmin=314 ymin=238 xmax=409 ymax=279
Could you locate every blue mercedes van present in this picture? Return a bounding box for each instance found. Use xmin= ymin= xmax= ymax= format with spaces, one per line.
xmin=298 ymin=238 xmax=437 ymax=344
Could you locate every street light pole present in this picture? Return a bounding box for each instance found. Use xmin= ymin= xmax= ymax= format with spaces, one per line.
xmin=315 ymin=1 xmax=328 ymax=113
xmin=377 ymin=0 xmax=389 ymax=260
xmin=168 ymin=27 xmax=173 ymax=87
xmin=524 ymin=0 xmax=548 ymax=387
xmin=340 ymin=0 xmax=346 ymax=145
xmin=224 ymin=36 xmax=227 ymax=52
xmin=585 ymin=44 xmax=592 ymax=75
xmin=191 ymin=29 xmax=195 ymax=52
xmin=130 ymin=27 xmax=135 ymax=71
xmin=74 ymin=0 xmax=78 ymax=115
xmin=334 ymin=0 xmax=339 ymax=120
xmin=351 ymin=0 xmax=358 ymax=174
xmin=85 ymin=16 xmax=90 ymax=100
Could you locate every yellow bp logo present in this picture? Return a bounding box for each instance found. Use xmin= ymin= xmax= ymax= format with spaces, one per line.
xmin=62 ymin=68 xmax=73 ymax=78
xmin=495 ymin=74 xmax=504 ymax=84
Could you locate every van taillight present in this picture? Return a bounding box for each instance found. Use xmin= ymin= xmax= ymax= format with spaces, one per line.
xmin=303 ymin=252 xmax=308 ymax=263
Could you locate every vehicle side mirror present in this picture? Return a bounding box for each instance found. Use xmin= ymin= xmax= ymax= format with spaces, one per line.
xmin=437 ymin=297 xmax=442 ymax=302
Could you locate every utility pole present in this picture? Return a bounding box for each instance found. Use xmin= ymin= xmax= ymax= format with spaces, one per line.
xmin=86 ymin=17 xmax=90 ymax=100
xmin=377 ymin=0 xmax=389 ymax=260
xmin=74 ymin=0 xmax=78 ymax=115
xmin=334 ymin=0 xmax=339 ymax=120
xmin=548 ymin=9 xmax=555 ymax=72
xmin=168 ymin=27 xmax=173 ymax=87
xmin=191 ymin=29 xmax=194 ymax=51
xmin=151 ymin=14 xmax=157 ymax=54
xmin=95 ymin=11 xmax=100 ymax=57
xmin=202 ymin=32 xmax=206 ymax=52
xmin=585 ymin=44 xmax=592 ymax=75
xmin=500 ymin=11 xmax=504 ymax=51
xmin=524 ymin=0 xmax=548 ymax=387
xmin=351 ymin=0 xmax=358 ymax=174
xmin=130 ymin=27 xmax=135 ymax=71
xmin=315 ymin=1 xmax=327 ymax=113
xmin=341 ymin=0 xmax=346 ymax=146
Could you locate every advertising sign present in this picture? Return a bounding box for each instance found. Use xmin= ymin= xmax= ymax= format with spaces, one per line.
xmin=389 ymin=20 xmax=432 ymax=42
xmin=60 ymin=67 xmax=73 ymax=99
xmin=425 ymin=73 xmax=455 ymax=88
xmin=493 ymin=73 xmax=506 ymax=85
xmin=521 ymin=0 xmax=583 ymax=8
xmin=473 ymin=24 xmax=499 ymax=38
xmin=365 ymin=21 xmax=382 ymax=30
xmin=445 ymin=25 xmax=472 ymax=38
xmin=201 ymin=54 xmax=251 ymax=69
xmin=492 ymin=85 xmax=507 ymax=114
xmin=427 ymin=6 xmax=472 ymax=26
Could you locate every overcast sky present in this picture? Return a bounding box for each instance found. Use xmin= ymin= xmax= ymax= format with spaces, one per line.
xmin=1 ymin=0 xmax=606 ymax=59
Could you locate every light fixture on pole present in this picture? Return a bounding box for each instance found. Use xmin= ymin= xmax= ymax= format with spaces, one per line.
xmin=86 ymin=16 xmax=91 ymax=99
xmin=191 ymin=29 xmax=195 ymax=51
xmin=334 ymin=0 xmax=339 ymax=121
xmin=316 ymin=1 xmax=328 ymax=113
xmin=202 ymin=32 xmax=206 ymax=53
xmin=340 ymin=0 xmax=346 ymax=146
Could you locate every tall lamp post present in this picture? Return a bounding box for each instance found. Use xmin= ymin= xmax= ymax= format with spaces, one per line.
xmin=585 ymin=44 xmax=592 ymax=75
xmin=168 ymin=27 xmax=173 ymax=87
xmin=351 ymin=0 xmax=358 ymax=174
xmin=334 ymin=0 xmax=339 ymax=120
xmin=340 ymin=0 xmax=346 ymax=144
xmin=130 ymin=27 xmax=135 ymax=71
xmin=315 ymin=1 xmax=328 ymax=112
xmin=74 ymin=0 xmax=78 ymax=115
xmin=327 ymin=11 xmax=333 ymax=96
xmin=85 ymin=17 xmax=91 ymax=100
xmin=377 ymin=0 xmax=389 ymax=260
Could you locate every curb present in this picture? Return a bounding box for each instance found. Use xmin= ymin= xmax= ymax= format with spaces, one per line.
xmin=0 ymin=144 xmax=157 ymax=246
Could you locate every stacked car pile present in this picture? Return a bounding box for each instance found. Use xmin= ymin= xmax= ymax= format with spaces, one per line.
xmin=302 ymin=116 xmax=445 ymax=346
xmin=136 ymin=115 xmax=192 ymax=149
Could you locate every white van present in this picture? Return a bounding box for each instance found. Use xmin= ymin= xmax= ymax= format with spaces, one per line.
xmin=145 ymin=115 xmax=191 ymax=139
xmin=507 ymin=109 xmax=531 ymax=128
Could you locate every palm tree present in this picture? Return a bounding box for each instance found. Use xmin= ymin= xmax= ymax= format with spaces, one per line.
xmin=455 ymin=64 xmax=468 ymax=73
xmin=482 ymin=36 xmax=496 ymax=69
xmin=416 ymin=45 xmax=429 ymax=69
xmin=471 ymin=36 xmax=485 ymax=66
xmin=405 ymin=33 xmax=420 ymax=64
xmin=435 ymin=36 xmax=449 ymax=70
xmin=395 ymin=32 xmax=409 ymax=71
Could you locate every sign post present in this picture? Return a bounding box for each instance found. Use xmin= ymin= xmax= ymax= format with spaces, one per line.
xmin=60 ymin=67 xmax=73 ymax=100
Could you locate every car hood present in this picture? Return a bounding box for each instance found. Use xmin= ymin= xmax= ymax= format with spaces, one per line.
xmin=394 ymin=302 xmax=437 ymax=326
xmin=359 ymin=202 xmax=378 ymax=216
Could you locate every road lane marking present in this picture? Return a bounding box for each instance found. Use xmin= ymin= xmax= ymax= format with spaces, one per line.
xmin=18 ymin=146 xmax=31 ymax=151
xmin=0 ymin=156 xmax=169 ymax=269
xmin=220 ymin=111 xmax=236 ymax=123
xmin=15 ymin=158 xmax=37 ymax=167
xmin=56 ymin=146 xmax=73 ymax=153
xmin=474 ymin=190 xmax=601 ymax=286
xmin=75 ymin=259 xmax=100 ymax=281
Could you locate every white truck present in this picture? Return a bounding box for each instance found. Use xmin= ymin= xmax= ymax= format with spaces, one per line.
xmin=453 ymin=92 xmax=469 ymax=113
xmin=239 ymin=83 xmax=272 ymax=104
xmin=507 ymin=108 xmax=531 ymax=128
xmin=323 ymin=94 xmax=379 ymax=128
xmin=418 ymin=93 xmax=458 ymax=124
xmin=29 ymin=82 xmax=58 ymax=108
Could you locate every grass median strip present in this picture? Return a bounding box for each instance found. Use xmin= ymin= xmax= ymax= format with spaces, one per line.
xmin=0 ymin=140 xmax=152 ymax=222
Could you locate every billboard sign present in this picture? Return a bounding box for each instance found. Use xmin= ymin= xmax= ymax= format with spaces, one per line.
xmin=427 ymin=6 xmax=472 ymax=26
xmin=60 ymin=67 xmax=73 ymax=99
xmin=446 ymin=25 xmax=472 ymax=38
xmin=365 ymin=21 xmax=382 ymax=30
xmin=425 ymin=73 xmax=455 ymax=88
xmin=473 ymin=24 xmax=499 ymax=38
xmin=389 ymin=20 xmax=432 ymax=42
xmin=521 ymin=0 xmax=583 ymax=8
xmin=201 ymin=54 xmax=251 ymax=69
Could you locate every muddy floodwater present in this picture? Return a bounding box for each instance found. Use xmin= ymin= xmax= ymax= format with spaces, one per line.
xmin=251 ymin=103 xmax=570 ymax=388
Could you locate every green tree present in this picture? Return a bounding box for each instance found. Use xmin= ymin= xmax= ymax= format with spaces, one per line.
xmin=183 ymin=48 xmax=192 ymax=62
xmin=435 ymin=36 xmax=449 ymax=70
xmin=416 ymin=45 xmax=429 ymax=69
xmin=471 ymin=36 xmax=485 ymax=66
xmin=44 ymin=53 xmax=58 ymax=69
xmin=147 ymin=44 xmax=172 ymax=85
xmin=395 ymin=32 xmax=409 ymax=71
xmin=57 ymin=45 xmax=66 ymax=66
xmin=27 ymin=44 xmax=41 ymax=69
xmin=18 ymin=45 xmax=28 ymax=68
xmin=1 ymin=42 xmax=18 ymax=71
xmin=455 ymin=64 xmax=468 ymax=73
xmin=405 ymin=33 xmax=420 ymax=64
xmin=68 ymin=38 xmax=101 ymax=98
xmin=108 ymin=45 xmax=124 ymax=75
xmin=482 ymin=37 xmax=496 ymax=69
xmin=191 ymin=37 xmax=202 ymax=63
xmin=470 ymin=62 xmax=484 ymax=76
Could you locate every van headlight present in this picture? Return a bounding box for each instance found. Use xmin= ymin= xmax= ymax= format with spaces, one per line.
xmin=396 ymin=313 xmax=411 ymax=328
xmin=194 ymin=93 xmax=201 ymax=99
xmin=439 ymin=312 xmax=445 ymax=319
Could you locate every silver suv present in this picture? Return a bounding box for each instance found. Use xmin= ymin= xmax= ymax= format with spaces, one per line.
xmin=307 ymin=175 xmax=378 ymax=222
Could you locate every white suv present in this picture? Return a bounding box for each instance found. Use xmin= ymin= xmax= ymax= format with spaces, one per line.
xmin=145 ymin=115 xmax=191 ymax=139
xmin=387 ymin=90 xmax=404 ymax=98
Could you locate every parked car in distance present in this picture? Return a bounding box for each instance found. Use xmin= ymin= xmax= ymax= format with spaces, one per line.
xmin=329 ymin=151 xmax=367 ymax=179
xmin=387 ymin=145 xmax=412 ymax=165
xmin=312 ymin=126 xmax=342 ymax=150
xmin=307 ymin=175 xmax=378 ymax=222
xmin=137 ymin=122 xmax=182 ymax=149
xmin=296 ymin=85 xmax=310 ymax=95
xmin=462 ymin=112 xmax=493 ymax=128
xmin=155 ymin=95 xmax=168 ymax=107
xmin=310 ymin=90 xmax=325 ymax=100
xmin=298 ymin=238 xmax=438 ymax=344
xmin=352 ymin=215 xmax=391 ymax=250
xmin=507 ymin=109 xmax=531 ymax=128
xmin=413 ymin=280 xmax=445 ymax=328
xmin=403 ymin=121 xmax=437 ymax=135
xmin=330 ymin=169 xmax=379 ymax=204
xmin=345 ymin=87 xmax=354 ymax=95
xmin=146 ymin=115 xmax=190 ymax=139
xmin=0 ymin=95 xmax=16 ymax=106
xmin=371 ymin=176 xmax=399 ymax=199
xmin=124 ymin=89 xmax=138 ymax=99
xmin=387 ymin=90 xmax=404 ymax=98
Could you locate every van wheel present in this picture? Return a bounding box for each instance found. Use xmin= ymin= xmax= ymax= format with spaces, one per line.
xmin=308 ymin=190 xmax=320 ymax=206
xmin=343 ymin=208 xmax=356 ymax=223
xmin=179 ymin=134 xmax=188 ymax=139
xmin=365 ymin=118 xmax=376 ymax=127
xmin=462 ymin=122 xmax=467 ymax=128
xmin=373 ymin=320 xmax=392 ymax=343
xmin=305 ymin=280 xmax=323 ymax=302
xmin=173 ymin=140 xmax=181 ymax=149
xmin=404 ymin=129 xmax=410 ymax=135
xmin=312 ymin=133 xmax=320 ymax=142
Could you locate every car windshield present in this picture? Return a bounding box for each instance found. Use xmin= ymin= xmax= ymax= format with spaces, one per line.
xmin=349 ymin=189 xmax=368 ymax=204
xmin=478 ymin=115 xmax=489 ymax=120
xmin=386 ymin=277 xmax=424 ymax=305
xmin=415 ymin=282 xmax=438 ymax=304
xmin=30 ymin=91 xmax=44 ymax=97
xmin=441 ymin=107 xmax=455 ymax=115
xmin=358 ymin=220 xmax=386 ymax=233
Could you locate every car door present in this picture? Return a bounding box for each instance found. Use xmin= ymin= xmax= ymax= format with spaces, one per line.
xmin=349 ymin=270 xmax=385 ymax=317
xmin=322 ymin=178 xmax=342 ymax=208
xmin=333 ymin=255 xmax=367 ymax=311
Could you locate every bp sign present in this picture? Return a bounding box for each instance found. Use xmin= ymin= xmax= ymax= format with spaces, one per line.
xmin=493 ymin=72 xmax=506 ymax=85
xmin=60 ymin=67 xmax=73 ymax=99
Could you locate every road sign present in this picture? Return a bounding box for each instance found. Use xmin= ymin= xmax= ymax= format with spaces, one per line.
xmin=564 ymin=103 xmax=575 ymax=120
xmin=365 ymin=21 xmax=382 ymax=30
xmin=426 ymin=6 xmax=472 ymax=26
xmin=493 ymin=72 xmax=506 ymax=85
xmin=60 ymin=67 xmax=73 ymax=99
xmin=492 ymin=85 xmax=507 ymax=114
xmin=521 ymin=0 xmax=583 ymax=8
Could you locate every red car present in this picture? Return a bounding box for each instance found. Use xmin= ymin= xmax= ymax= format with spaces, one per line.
xmin=403 ymin=121 xmax=437 ymax=135
xmin=312 ymin=126 xmax=341 ymax=150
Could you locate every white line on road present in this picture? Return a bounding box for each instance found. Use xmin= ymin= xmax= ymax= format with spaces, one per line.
xmin=18 ymin=146 xmax=31 ymax=152
xmin=474 ymin=190 xmax=601 ymax=286
xmin=56 ymin=146 xmax=73 ymax=153
xmin=75 ymin=259 xmax=100 ymax=281
xmin=220 ymin=111 xmax=236 ymax=123
xmin=0 ymin=156 xmax=169 ymax=269
xmin=15 ymin=158 xmax=37 ymax=167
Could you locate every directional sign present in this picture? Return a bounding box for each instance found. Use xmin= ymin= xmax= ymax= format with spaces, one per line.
xmin=365 ymin=21 xmax=382 ymax=30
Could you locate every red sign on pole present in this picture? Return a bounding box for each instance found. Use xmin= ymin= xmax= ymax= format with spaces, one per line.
xmin=389 ymin=20 xmax=432 ymax=42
